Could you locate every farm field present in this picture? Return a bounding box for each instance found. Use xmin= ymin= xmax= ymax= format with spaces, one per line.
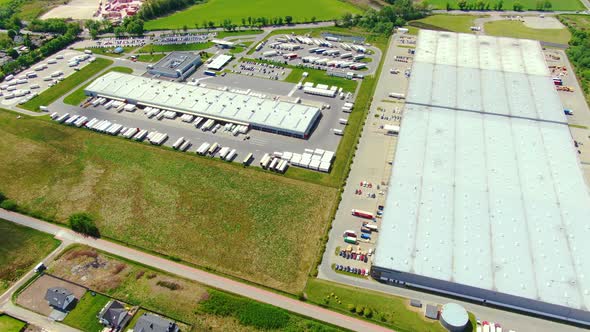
xmin=144 ymin=0 xmax=362 ymax=30
xmin=63 ymin=66 xmax=133 ymax=106
xmin=0 ymin=110 xmax=337 ymax=293
xmin=484 ymin=20 xmax=571 ymax=44
xmin=0 ymin=219 xmax=59 ymax=294
xmin=0 ymin=315 xmax=27 ymax=332
xmin=422 ymin=0 xmax=584 ymax=11
xmin=409 ymin=14 xmax=478 ymax=33
xmin=50 ymin=245 xmax=344 ymax=331
xmin=20 ymin=58 xmax=113 ymax=112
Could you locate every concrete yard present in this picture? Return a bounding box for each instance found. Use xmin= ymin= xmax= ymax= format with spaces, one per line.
xmin=41 ymin=0 xmax=100 ymax=20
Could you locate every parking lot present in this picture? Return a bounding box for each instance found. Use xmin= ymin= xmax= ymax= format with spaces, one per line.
xmin=249 ymin=33 xmax=381 ymax=76
xmin=231 ymin=60 xmax=292 ymax=80
xmin=319 ymin=33 xmax=414 ymax=280
xmin=0 ymin=50 xmax=91 ymax=107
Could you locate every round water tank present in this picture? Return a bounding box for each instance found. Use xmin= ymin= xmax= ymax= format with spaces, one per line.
xmin=440 ymin=303 xmax=469 ymax=332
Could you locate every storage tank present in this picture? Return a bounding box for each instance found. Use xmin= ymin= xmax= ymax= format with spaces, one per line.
xmin=440 ymin=303 xmax=469 ymax=332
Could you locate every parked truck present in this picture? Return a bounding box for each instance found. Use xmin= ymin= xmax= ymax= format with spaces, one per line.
xmin=351 ymin=209 xmax=374 ymax=219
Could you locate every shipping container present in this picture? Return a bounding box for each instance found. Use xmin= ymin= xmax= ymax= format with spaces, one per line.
xmin=225 ymin=149 xmax=237 ymax=161
xmin=260 ymin=153 xmax=271 ymax=168
xmin=243 ymin=152 xmax=253 ymax=165
xmin=208 ymin=142 xmax=219 ymax=155
xmin=218 ymin=146 xmax=230 ymax=159
xmin=179 ymin=140 xmax=191 ymax=152
xmin=172 ymin=137 xmax=185 ymax=149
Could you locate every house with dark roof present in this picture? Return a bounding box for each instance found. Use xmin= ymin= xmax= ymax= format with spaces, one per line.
xmin=133 ymin=313 xmax=179 ymax=332
xmin=98 ymin=300 xmax=131 ymax=331
xmin=44 ymin=287 xmax=75 ymax=311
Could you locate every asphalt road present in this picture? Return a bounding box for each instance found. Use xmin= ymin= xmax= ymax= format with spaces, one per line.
xmin=0 ymin=208 xmax=391 ymax=332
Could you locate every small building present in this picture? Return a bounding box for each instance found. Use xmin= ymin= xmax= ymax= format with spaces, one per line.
xmin=148 ymin=51 xmax=202 ymax=80
xmin=133 ymin=312 xmax=179 ymax=332
xmin=425 ymin=304 xmax=439 ymax=320
xmin=206 ymin=54 xmax=232 ymax=71
xmin=98 ymin=300 xmax=131 ymax=331
xmin=45 ymin=287 xmax=75 ymax=311
xmin=211 ymin=39 xmax=235 ymax=49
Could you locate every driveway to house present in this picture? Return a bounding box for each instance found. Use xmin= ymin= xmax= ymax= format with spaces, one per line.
xmin=0 ymin=208 xmax=391 ymax=332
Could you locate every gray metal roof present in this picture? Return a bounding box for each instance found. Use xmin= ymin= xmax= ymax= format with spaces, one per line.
xmin=150 ymin=52 xmax=200 ymax=76
xmin=85 ymin=72 xmax=320 ymax=137
xmin=44 ymin=287 xmax=73 ymax=309
xmin=374 ymin=30 xmax=590 ymax=312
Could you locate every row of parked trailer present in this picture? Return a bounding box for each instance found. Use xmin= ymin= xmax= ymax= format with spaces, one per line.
xmin=275 ymin=35 xmax=367 ymax=53
xmin=195 ymin=142 xmax=238 ymax=161
xmin=259 ymin=153 xmax=289 ymax=173
xmin=49 ymin=112 xmax=175 ymax=147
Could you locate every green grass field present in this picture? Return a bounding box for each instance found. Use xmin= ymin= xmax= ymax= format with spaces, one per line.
xmin=145 ymin=0 xmax=362 ymax=30
xmin=424 ymin=0 xmax=584 ymax=10
xmin=20 ymin=58 xmax=113 ymax=111
xmin=285 ymin=67 xmax=358 ymax=93
xmin=135 ymin=53 xmax=166 ymax=63
xmin=137 ymin=42 xmax=213 ymax=53
xmin=62 ymin=292 xmax=110 ymax=332
xmin=0 ymin=315 xmax=27 ymax=332
xmin=305 ymin=279 xmax=447 ymax=332
xmin=63 ymin=66 xmax=133 ymax=106
xmin=409 ymin=15 xmax=478 ymax=33
xmin=484 ymin=20 xmax=571 ymax=44
xmin=0 ymin=110 xmax=337 ymax=293
xmin=0 ymin=219 xmax=60 ymax=294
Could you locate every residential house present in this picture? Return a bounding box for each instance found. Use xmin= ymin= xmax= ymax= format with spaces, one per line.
xmin=44 ymin=287 xmax=75 ymax=311
xmin=98 ymin=300 xmax=131 ymax=331
xmin=133 ymin=313 xmax=179 ymax=332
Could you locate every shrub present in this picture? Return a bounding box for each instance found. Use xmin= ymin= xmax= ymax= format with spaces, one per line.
xmin=0 ymin=191 xmax=6 ymax=203
xmin=363 ymin=308 xmax=373 ymax=318
xmin=347 ymin=304 xmax=356 ymax=312
xmin=147 ymin=273 xmax=157 ymax=279
xmin=68 ymin=212 xmax=100 ymax=237
xmin=112 ymin=263 xmax=126 ymax=275
xmin=0 ymin=199 xmax=18 ymax=211
xmin=136 ymin=270 xmax=145 ymax=279
xmin=355 ymin=305 xmax=364 ymax=315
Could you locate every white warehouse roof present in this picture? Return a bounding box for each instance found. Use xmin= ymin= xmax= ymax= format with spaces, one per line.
xmin=207 ymin=54 xmax=232 ymax=70
xmin=374 ymin=30 xmax=590 ymax=316
xmin=84 ymin=72 xmax=320 ymax=137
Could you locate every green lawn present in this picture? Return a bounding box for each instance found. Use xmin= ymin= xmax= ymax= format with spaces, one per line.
xmin=424 ymin=0 xmax=584 ymax=11
xmin=145 ymin=0 xmax=362 ymax=30
xmin=62 ymin=292 xmax=110 ymax=332
xmin=0 ymin=109 xmax=337 ymax=294
xmin=0 ymin=315 xmax=27 ymax=332
xmin=305 ymin=279 xmax=447 ymax=332
xmin=484 ymin=20 xmax=571 ymax=44
xmin=63 ymin=66 xmax=133 ymax=106
xmin=0 ymin=219 xmax=60 ymax=294
xmin=20 ymin=58 xmax=113 ymax=111
xmin=229 ymin=41 xmax=253 ymax=54
xmin=285 ymin=67 xmax=358 ymax=93
xmin=137 ymin=42 xmax=213 ymax=53
xmin=135 ymin=53 xmax=166 ymax=63
xmin=409 ymin=15 xmax=478 ymax=33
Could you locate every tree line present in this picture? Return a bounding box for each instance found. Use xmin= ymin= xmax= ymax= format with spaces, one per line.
xmin=446 ymin=0 xmax=553 ymax=11
xmin=561 ymin=17 xmax=590 ymax=101
xmin=138 ymin=0 xmax=201 ymax=21
xmin=339 ymin=0 xmax=428 ymax=34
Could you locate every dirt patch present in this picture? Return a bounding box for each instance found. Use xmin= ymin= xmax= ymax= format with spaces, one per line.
xmin=522 ymin=16 xmax=565 ymax=29
xmin=40 ymin=0 xmax=101 ymax=20
xmin=17 ymin=275 xmax=86 ymax=316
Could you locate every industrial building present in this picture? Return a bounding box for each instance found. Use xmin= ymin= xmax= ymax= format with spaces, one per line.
xmin=84 ymin=72 xmax=320 ymax=138
xmin=207 ymin=54 xmax=232 ymax=71
xmin=147 ymin=51 xmax=201 ymax=80
xmin=372 ymin=30 xmax=590 ymax=326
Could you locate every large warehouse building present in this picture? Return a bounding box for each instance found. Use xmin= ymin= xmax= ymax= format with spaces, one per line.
xmin=372 ymin=30 xmax=590 ymax=325
xmin=84 ymin=72 xmax=320 ymax=138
